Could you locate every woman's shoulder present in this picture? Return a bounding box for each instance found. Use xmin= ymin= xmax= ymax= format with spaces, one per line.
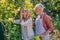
xmin=26 ymin=18 xmax=32 ymax=22
xmin=28 ymin=18 xmax=32 ymax=20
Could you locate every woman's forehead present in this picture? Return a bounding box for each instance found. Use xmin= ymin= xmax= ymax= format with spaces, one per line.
xmin=20 ymin=9 xmax=30 ymax=14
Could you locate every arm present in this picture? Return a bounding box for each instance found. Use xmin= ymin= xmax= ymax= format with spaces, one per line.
xmin=13 ymin=11 xmax=23 ymax=24
xmin=13 ymin=20 xmax=20 ymax=24
xmin=44 ymin=16 xmax=54 ymax=35
xmin=40 ymin=15 xmax=54 ymax=38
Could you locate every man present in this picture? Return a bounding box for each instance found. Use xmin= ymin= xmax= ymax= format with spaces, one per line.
xmin=34 ymin=3 xmax=54 ymax=40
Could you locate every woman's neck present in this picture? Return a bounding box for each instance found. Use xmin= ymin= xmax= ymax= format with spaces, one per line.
xmin=24 ymin=17 xmax=30 ymax=21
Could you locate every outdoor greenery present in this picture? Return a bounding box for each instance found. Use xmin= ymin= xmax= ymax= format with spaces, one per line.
xmin=0 ymin=0 xmax=60 ymax=40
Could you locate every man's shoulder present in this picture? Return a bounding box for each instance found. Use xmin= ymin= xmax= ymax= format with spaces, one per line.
xmin=44 ymin=14 xmax=52 ymax=20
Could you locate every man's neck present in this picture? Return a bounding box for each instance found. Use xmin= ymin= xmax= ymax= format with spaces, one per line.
xmin=38 ymin=12 xmax=44 ymax=16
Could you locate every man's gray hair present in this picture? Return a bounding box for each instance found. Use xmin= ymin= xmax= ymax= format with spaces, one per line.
xmin=35 ymin=3 xmax=45 ymax=9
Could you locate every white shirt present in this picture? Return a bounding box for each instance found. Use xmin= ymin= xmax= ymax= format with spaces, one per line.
xmin=13 ymin=18 xmax=34 ymax=39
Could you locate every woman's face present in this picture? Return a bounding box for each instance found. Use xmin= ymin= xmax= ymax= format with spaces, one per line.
xmin=35 ymin=7 xmax=43 ymax=15
xmin=23 ymin=11 xmax=27 ymax=19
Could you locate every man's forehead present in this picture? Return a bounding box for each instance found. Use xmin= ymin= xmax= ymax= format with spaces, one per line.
xmin=35 ymin=6 xmax=42 ymax=9
xmin=35 ymin=3 xmax=45 ymax=9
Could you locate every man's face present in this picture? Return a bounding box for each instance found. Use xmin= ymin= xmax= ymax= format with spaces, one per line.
xmin=35 ymin=7 xmax=43 ymax=15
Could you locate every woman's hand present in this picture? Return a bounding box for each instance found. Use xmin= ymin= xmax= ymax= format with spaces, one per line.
xmin=11 ymin=18 xmax=15 ymax=22
xmin=8 ymin=17 xmax=15 ymax=22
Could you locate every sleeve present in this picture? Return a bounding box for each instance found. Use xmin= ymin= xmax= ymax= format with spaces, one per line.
xmin=13 ymin=20 xmax=20 ymax=24
xmin=45 ymin=15 xmax=54 ymax=32
xmin=33 ymin=22 xmax=35 ymax=26
xmin=20 ymin=18 xmax=32 ymax=26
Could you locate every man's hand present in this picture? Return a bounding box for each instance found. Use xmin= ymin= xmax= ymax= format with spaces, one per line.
xmin=40 ymin=30 xmax=51 ymax=38
xmin=40 ymin=34 xmax=46 ymax=38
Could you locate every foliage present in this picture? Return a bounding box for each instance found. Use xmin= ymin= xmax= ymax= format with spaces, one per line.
xmin=0 ymin=0 xmax=23 ymax=40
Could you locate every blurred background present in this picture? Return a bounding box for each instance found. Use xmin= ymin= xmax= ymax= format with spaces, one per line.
xmin=0 ymin=0 xmax=60 ymax=40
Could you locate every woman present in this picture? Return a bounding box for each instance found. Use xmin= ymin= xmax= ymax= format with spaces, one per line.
xmin=13 ymin=10 xmax=34 ymax=40
xmin=34 ymin=3 xmax=54 ymax=40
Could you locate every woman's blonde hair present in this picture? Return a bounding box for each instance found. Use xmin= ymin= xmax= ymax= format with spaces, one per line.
xmin=20 ymin=9 xmax=31 ymax=20
xmin=25 ymin=10 xmax=31 ymax=19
